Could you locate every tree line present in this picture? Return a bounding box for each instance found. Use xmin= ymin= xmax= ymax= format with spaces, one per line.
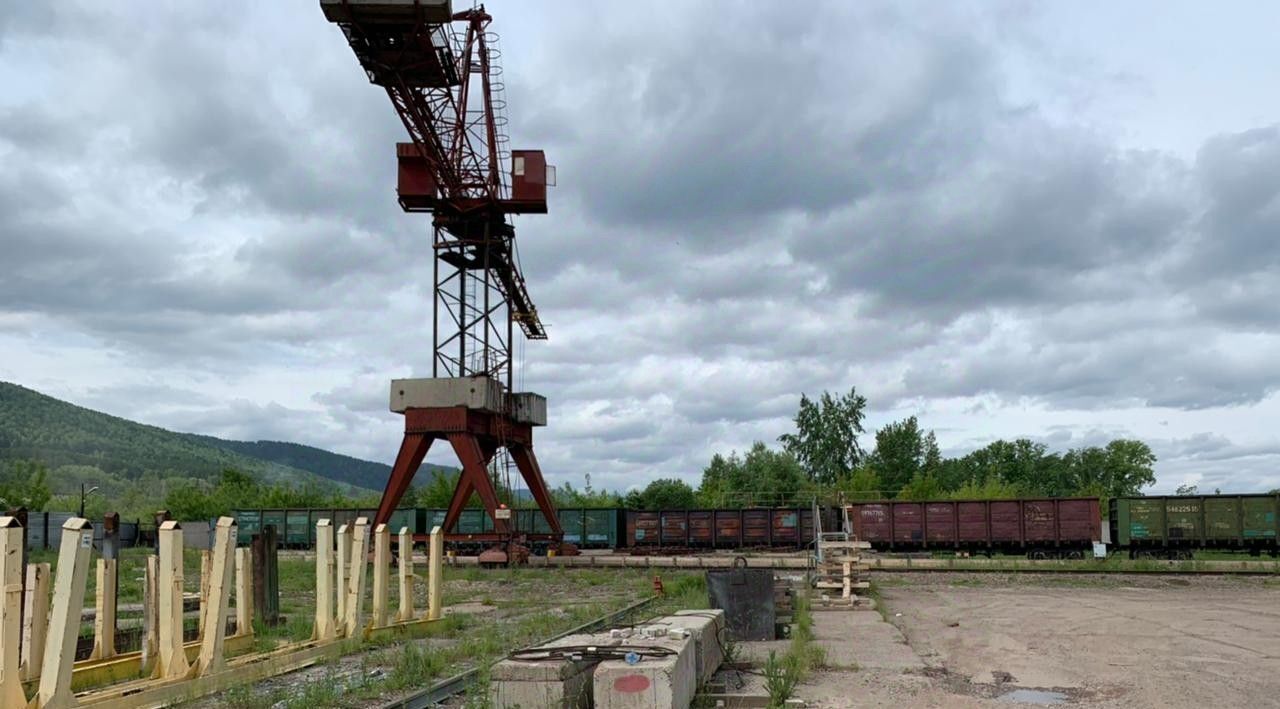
xmin=585 ymin=387 xmax=1158 ymax=510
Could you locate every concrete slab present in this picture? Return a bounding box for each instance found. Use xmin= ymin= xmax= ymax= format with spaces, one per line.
xmin=593 ymin=632 xmax=696 ymax=709
xmin=810 ymin=609 xmax=924 ymax=672
xmin=491 ymin=632 xmax=620 ymax=709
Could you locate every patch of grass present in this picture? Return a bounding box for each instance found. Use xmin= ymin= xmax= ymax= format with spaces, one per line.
xmin=763 ymin=650 xmax=802 ymax=707
xmin=384 ymin=641 xmax=448 ymax=691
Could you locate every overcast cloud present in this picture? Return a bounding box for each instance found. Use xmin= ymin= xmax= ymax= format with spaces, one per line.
xmin=3 ymin=1 xmax=1280 ymax=494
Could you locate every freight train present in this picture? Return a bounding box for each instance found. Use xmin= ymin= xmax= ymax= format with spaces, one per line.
xmin=231 ymin=493 xmax=1280 ymax=559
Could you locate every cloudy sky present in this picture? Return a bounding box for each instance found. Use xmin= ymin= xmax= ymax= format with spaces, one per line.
xmin=3 ymin=1 xmax=1280 ymax=495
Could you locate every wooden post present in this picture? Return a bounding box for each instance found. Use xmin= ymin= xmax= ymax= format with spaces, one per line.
xmin=153 ymin=520 xmax=190 ymax=680
xmin=312 ymin=520 xmax=336 ymax=642
xmin=34 ymin=517 xmax=93 ymax=709
xmin=20 ymin=562 xmax=49 ymax=682
xmin=198 ymin=549 xmax=212 ymax=635
xmin=371 ymin=524 xmax=390 ymax=629
xmin=195 ymin=517 xmax=235 ymax=676
xmin=427 ymin=525 xmax=443 ymax=621
xmin=0 ymin=517 xmax=26 ymax=708
xmin=251 ymin=525 xmax=280 ymax=626
xmin=335 ymin=524 xmax=350 ymax=633
xmin=397 ymin=527 xmax=414 ymax=622
xmin=344 ymin=517 xmax=369 ymax=637
xmin=140 ymin=556 xmax=159 ymax=671
xmin=89 ymin=558 xmax=118 ymax=660
xmin=234 ymin=548 xmax=253 ymax=636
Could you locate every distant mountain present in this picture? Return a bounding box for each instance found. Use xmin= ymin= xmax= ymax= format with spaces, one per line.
xmin=0 ymin=381 xmax=449 ymax=493
xmin=195 ymin=438 xmax=450 ymax=492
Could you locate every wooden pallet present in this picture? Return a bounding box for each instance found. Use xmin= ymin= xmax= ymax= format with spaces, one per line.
xmin=813 ymin=539 xmax=872 ymax=609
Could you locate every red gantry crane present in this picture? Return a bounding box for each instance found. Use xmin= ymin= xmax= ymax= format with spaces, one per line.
xmin=321 ymin=0 xmax=568 ymax=563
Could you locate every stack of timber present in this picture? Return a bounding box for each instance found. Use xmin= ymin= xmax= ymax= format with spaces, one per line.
xmin=774 ymin=577 xmax=794 ymax=626
xmin=813 ymin=540 xmax=872 ymax=609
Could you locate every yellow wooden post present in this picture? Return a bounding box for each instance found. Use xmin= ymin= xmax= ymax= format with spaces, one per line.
xmin=89 ymin=558 xmax=118 ymax=660
xmin=234 ymin=548 xmax=253 ymax=637
xmin=371 ymin=524 xmax=390 ymax=629
xmin=198 ymin=549 xmax=212 ymax=636
xmin=34 ymin=517 xmax=93 ymax=709
xmin=153 ymin=520 xmax=190 ymax=680
xmin=312 ymin=520 xmax=336 ymax=642
xmin=344 ymin=518 xmax=369 ymax=637
xmin=0 ymin=517 xmax=27 ymax=708
xmin=427 ymin=525 xmax=443 ymax=621
xmin=140 ymin=555 xmax=159 ymax=672
xmin=397 ymin=527 xmax=414 ymax=622
xmin=335 ymin=524 xmax=349 ymax=633
xmin=20 ymin=562 xmax=49 ymax=682
xmin=195 ymin=517 xmax=235 ymax=676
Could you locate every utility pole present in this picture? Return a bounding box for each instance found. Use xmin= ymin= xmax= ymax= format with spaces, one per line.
xmin=79 ymin=484 xmax=99 ymax=518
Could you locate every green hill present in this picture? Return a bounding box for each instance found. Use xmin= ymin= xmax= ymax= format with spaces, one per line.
xmin=0 ymin=381 xmax=448 ymax=497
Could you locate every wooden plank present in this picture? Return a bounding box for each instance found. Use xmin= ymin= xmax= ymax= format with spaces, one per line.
xmin=140 ymin=556 xmax=159 ymax=673
xmin=344 ymin=518 xmax=369 ymax=637
xmin=0 ymin=517 xmax=26 ymax=707
xmin=427 ymin=525 xmax=442 ymax=621
xmin=89 ymin=559 xmax=118 ymax=660
xmin=335 ymin=524 xmax=350 ymax=632
xmin=20 ymin=562 xmax=49 ymax=682
xmin=397 ymin=527 xmax=414 ymax=622
xmin=22 ymin=632 xmax=254 ymax=695
xmin=371 ymin=524 xmax=390 ymax=629
xmin=197 ymin=550 xmax=212 ymax=635
xmin=78 ymin=640 xmax=338 ymax=709
xmin=153 ymin=521 xmax=190 ymax=680
xmin=35 ymin=517 xmax=94 ymax=709
xmin=814 ymin=581 xmax=869 ymax=590
xmin=312 ymin=521 xmax=336 ymax=642
xmin=234 ymin=548 xmax=253 ymax=637
xmin=195 ymin=517 xmax=235 ymax=676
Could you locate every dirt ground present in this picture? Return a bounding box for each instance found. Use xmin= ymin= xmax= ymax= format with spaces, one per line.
xmin=777 ymin=573 xmax=1280 ymax=708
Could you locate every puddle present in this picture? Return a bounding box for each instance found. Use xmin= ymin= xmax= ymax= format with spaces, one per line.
xmin=997 ymin=689 xmax=1068 ymax=705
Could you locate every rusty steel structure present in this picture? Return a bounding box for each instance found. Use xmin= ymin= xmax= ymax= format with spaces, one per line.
xmin=321 ymin=1 xmax=563 ymax=556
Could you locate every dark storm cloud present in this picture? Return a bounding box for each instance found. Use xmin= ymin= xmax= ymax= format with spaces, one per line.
xmin=3 ymin=0 xmax=1280 ymax=491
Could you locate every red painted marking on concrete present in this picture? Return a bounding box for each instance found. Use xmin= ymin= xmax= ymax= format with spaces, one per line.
xmin=614 ymin=674 xmax=651 ymax=693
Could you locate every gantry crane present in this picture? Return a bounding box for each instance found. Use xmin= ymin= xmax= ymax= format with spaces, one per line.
xmin=321 ymin=0 xmax=568 ymax=562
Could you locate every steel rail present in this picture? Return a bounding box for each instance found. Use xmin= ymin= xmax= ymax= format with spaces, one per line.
xmin=376 ymin=594 xmax=664 ymax=709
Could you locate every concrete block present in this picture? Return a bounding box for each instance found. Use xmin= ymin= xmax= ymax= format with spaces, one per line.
xmin=593 ymin=632 xmax=696 ymax=709
xmin=491 ymin=632 xmax=618 ymax=709
xmin=670 ymin=609 xmax=727 ymax=684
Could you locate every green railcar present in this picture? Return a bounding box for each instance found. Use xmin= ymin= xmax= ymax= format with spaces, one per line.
xmin=1111 ymin=495 xmax=1280 ymax=556
xmin=234 ymin=510 xmax=261 ymax=546
xmin=583 ymin=508 xmax=623 ymax=549
xmin=285 ymin=511 xmax=310 ymax=547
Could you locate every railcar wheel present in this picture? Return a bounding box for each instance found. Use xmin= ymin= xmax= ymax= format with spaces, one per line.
xmin=1029 ymin=550 xmax=1049 ymax=560
xmin=1066 ymin=550 xmax=1084 ymax=560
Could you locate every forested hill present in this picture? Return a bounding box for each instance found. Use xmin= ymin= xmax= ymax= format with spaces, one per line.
xmin=0 ymin=380 xmax=445 ymax=493
xmin=191 ymin=438 xmax=443 ymax=493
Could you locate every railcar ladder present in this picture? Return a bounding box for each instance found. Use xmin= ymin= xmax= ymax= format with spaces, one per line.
xmin=814 ymin=500 xmax=850 ymax=564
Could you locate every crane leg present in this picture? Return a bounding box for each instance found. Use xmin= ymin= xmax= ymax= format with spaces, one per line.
xmin=376 ymin=433 xmax=433 ymax=526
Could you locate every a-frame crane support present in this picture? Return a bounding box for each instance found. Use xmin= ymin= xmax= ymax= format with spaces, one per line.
xmin=376 ymin=407 xmax=564 ymax=545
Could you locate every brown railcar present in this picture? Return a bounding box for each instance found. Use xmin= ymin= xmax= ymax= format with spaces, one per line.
xmin=848 ymin=498 xmax=1101 ymax=558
